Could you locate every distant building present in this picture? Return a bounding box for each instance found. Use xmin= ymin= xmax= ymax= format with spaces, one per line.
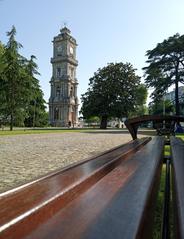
xmin=49 ymin=27 xmax=79 ymax=127
xmin=165 ymin=86 xmax=184 ymax=102
xmin=108 ymin=118 xmax=125 ymax=128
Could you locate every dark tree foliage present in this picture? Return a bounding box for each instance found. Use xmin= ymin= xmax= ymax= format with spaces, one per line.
xmin=0 ymin=26 xmax=47 ymax=130
xmin=81 ymin=62 xmax=145 ymax=129
xmin=148 ymin=99 xmax=174 ymax=116
xmin=0 ymin=26 xmax=31 ymax=130
xmin=143 ymin=33 xmax=184 ymax=115
xmin=130 ymin=84 xmax=148 ymax=117
xmin=0 ymin=42 xmax=4 ymax=56
xmin=0 ymin=42 xmax=6 ymax=125
xmin=24 ymin=56 xmax=48 ymax=127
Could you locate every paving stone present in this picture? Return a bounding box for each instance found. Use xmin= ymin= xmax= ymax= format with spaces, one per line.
xmin=0 ymin=131 xmax=144 ymax=193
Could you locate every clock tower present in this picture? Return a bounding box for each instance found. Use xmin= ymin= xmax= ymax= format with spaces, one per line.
xmin=49 ymin=27 xmax=79 ymax=127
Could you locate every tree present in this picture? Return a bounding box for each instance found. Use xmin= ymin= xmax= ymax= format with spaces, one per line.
xmin=0 ymin=42 xmax=6 ymax=126
xmin=143 ymin=33 xmax=184 ymax=115
xmin=81 ymin=62 xmax=144 ymax=129
xmin=0 ymin=26 xmax=32 ymax=130
xmin=148 ymin=99 xmax=174 ymax=115
xmin=0 ymin=42 xmax=4 ymax=56
xmin=0 ymin=27 xmax=48 ymax=129
xmin=130 ymin=84 xmax=148 ymax=117
xmin=84 ymin=116 xmax=100 ymax=127
xmin=24 ymin=56 xmax=48 ymax=127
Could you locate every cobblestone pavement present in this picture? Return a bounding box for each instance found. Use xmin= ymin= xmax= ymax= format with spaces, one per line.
xmin=0 ymin=131 xmax=146 ymax=193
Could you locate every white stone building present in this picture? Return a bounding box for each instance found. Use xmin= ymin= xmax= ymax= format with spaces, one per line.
xmin=165 ymin=86 xmax=184 ymax=103
xmin=49 ymin=27 xmax=79 ymax=126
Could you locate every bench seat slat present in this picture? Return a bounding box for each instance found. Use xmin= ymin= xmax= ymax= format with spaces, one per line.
xmin=170 ymin=137 xmax=184 ymax=239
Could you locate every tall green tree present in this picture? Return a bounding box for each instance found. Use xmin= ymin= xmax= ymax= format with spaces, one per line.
xmin=0 ymin=42 xmax=6 ymax=125
xmin=0 ymin=42 xmax=4 ymax=56
xmin=0 ymin=27 xmax=48 ymax=129
xmin=0 ymin=26 xmax=32 ymax=130
xmin=143 ymin=33 xmax=184 ymax=115
xmin=24 ymin=55 xmax=48 ymax=127
xmin=81 ymin=62 xmax=144 ymax=129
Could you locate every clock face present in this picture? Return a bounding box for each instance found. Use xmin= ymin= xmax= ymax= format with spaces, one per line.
xmin=69 ymin=46 xmax=74 ymax=55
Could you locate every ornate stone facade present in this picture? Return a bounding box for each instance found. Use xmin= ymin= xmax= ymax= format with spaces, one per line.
xmin=49 ymin=27 xmax=79 ymax=127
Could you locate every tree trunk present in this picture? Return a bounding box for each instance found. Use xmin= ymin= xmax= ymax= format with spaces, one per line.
xmin=175 ymin=80 xmax=180 ymax=115
xmin=10 ymin=113 xmax=13 ymax=131
xmin=100 ymin=116 xmax=107 ymax=129
xmin=175 ymin=63 xmax=180 ymax=116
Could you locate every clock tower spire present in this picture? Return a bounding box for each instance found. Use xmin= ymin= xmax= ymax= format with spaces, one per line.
xmin=49 ymin=27 xmax=79 ymax=127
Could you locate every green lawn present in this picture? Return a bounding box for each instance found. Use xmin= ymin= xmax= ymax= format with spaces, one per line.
xmin=0 ymin=127 xmax=129 ymax=136
xmin=153 ymin=141 xmax=176 ymax=239
xmin=152 ymin=165 xmax=165 ymax=239
xmin=176 ymin=133 xmax=184 ymax=140
xmin=0 ymin=128 xmax=90 ymax=136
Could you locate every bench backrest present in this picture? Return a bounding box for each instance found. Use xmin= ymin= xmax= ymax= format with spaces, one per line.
xmin=125 ymin=115 xmax=184 ymax=139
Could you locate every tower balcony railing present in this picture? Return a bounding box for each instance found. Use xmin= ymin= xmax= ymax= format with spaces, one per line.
xmin=51 ymin=56 xmax=78 ymax=66
xmin=54 ymin=75 xmax=78 ymax=83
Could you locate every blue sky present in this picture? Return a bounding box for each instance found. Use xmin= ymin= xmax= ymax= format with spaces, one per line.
xmin=0 ymin=0 xmax=184 ymax=107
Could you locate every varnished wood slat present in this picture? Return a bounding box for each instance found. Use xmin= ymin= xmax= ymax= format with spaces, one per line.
xmin=1 ymin=136 xmax=164 ymax=239
xmin=170 ymin=137 xmax=184 ymax=239
xmin=0 ymin=137 xmax=150 ymax=238
xmin=125 ymin=115 xmax=184 ymax=139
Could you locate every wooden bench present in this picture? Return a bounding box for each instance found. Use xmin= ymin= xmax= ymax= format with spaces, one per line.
xmin=170 ymin=137 xmax=184 ymax=239
xmin=125 ymin=115 xmax=184 ymax=140
xmin=0 ymin=136 xmax=165 ymax=239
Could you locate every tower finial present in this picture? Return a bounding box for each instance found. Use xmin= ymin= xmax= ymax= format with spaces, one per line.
xmin=62 ymin=21 xmax=68 ymax=29
xmin=60 ymin=21 xmax=71 ymax=34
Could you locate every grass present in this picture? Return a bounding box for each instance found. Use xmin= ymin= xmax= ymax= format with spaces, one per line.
xmin=152 ymin=165 xmax=165 ymax=239
xmin=0 ymin=128 xmax=97 ymax=136
xmin=165 ymin=145 xmax=170 ymax=156
xmin=0 ymin=127 xmax=130 ymax=136
xmin=176 ymin=133 xmax=184 ymax=140
xmin=153 ymin=142 xmax=175 ymax=239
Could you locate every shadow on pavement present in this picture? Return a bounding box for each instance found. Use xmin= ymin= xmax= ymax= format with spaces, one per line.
xmin=82 ymin=129 xmax=157 ymax=137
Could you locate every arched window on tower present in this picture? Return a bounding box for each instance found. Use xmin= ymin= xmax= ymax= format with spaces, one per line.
xmin=70 ymin=87 xmax=73 ymax=97
xmin=56 ymin=86 xmax=60 ymax=97
xmin=56 ymin=67 xmax=61 ymax=77
xmin=54 ymin=107 xmax=59 ymax=120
